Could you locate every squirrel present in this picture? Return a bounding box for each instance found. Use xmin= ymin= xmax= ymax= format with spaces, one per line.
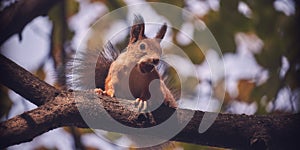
xmin=93 ymin=15 xmax=178 ymax=112
xmin=68 ymin=15 xmax=179 ymax=150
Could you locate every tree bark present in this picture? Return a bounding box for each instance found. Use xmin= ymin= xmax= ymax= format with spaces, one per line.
xmin=0 ymin=55 xmax=60 ymax=106
xmin=0 ymin=0 xmax=60 ymax=45
xmin=1 ymin=52 xmax=300 ymax=150
xmin=0 ymin=89 xmax=299 ymax=149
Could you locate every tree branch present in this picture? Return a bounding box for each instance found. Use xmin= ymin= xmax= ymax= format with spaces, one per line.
xmin=0 ymin=0 xmax=60 ymax=45
xmin=0 ymin=1 xmax=298 ymax=150
xmin=0 ymin=15 xmax=299 ymax=148
xmin=0 ymin=54 xmax=60 ymax=106
xmin=0 ymin=90 xmax=299 ymax=149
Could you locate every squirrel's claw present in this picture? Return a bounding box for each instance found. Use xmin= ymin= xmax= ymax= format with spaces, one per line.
xmin=134 ymin=98 xmax=148 ymax=113
xmin=133 ymin=98 xmax=155 ymax=124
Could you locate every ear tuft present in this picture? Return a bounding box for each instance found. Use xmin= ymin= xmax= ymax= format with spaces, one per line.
xmin=155 ymin=23 xmax=167 ymax=42
xmin=133 ymin=14 xmax=144 ymax=25
xmin=129 ymin=14 xmax=146 ymax=44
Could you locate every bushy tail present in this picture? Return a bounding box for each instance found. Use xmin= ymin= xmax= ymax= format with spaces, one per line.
xmin=157 ymin=60 xmax=181 ymax=101
xmin=95 ymin=42 xmax=119 ymax=89
xmin=66 ymin=41 xmax=119 ymax=90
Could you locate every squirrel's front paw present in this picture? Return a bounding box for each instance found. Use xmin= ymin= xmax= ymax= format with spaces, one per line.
xmin=134 ymin=98 xmax=148 ymax=113
xmin=94 ymin=88 xmax=104 ymax=95
xmin=133 ymin=98 xmax=156 ymax=124
xmin=94 ymin=88 xmax=114 ymax=97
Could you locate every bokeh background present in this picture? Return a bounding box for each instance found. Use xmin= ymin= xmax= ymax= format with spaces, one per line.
xmin=1 ymin=0 xmax=299 ymax=149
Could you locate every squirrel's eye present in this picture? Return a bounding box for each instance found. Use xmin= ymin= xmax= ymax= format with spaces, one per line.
xmin=139 ymin=43 xmax=146 ymax=50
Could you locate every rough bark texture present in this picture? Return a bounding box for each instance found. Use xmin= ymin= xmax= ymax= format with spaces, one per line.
xmin=0 ymin=55 xmax=60 ymax=106
xmin=0 ymin=90 xmax=299 ymax=149
xmin=0 ymin=0 xmax=60 ymax=45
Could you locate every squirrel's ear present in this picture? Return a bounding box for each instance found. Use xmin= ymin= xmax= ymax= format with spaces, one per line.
xmin=155 ymin=23 xmax=167 ymax=42
xmin=129 ymin=15 xmax=146 ymax=44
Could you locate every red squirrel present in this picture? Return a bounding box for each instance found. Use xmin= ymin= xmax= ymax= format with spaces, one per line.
xmin=68 ymin=15 xmax=179 ymax=150
xmin=94 ymin=15 xmax=178 ymax=112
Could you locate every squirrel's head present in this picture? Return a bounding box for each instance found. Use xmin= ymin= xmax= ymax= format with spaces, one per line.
xmin=127 ymin=15 xmax=167 ymax=73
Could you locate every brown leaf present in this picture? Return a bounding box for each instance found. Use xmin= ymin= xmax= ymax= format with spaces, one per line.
xmin=236 ymin=79 xmax=255 ymax=103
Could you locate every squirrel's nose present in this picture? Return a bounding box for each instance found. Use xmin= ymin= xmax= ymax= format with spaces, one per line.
xmin=152 ymin=58 xmax=159 ymax=65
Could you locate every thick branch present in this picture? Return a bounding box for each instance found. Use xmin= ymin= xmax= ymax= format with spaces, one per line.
xmin=0 ymin=55 xmax=60 ymax=106
xmin=0 ymin=0 xmax=59 ymax=45
xmin=0 ymin=90 xmax=299 ymax=149
xmin=0 ymin=35 xmax=299 ymax=150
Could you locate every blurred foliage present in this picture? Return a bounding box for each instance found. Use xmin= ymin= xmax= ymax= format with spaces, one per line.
xmin=215 ymin=79 xmax=256 ymax=105
xmin=63 ymin=127 xmax=94 ymax=134
xmin=244 ymin=0 xmax=298 ymax=113
xmin=34 ymin=146 xmax=58 ymax=150
xmin=174 ymin=33 xmax=205 ymax=64
xmin=180 ymin=142 xmax=228 ymax=150
xmin=203 ymin=0 xmax=250 ymax=53
xmin=104 ymin=132 xmax=123 ymax=141
xmin=236 ymin=79 xmax=255 ymax=103
xmin=92 ymin=0 xmax=126 ymax=11
xmin=214 ymin=79 xmax=231 ymax=104
xmin=202 ymin=0 xmax=299 ymax=114
xmin=86 ymin=0 xmax=128 ymax=50
xmin=147 ymin=0 xmax=184 ymax=8
xmin=0 ymin=85 xmax=12 ymax=119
